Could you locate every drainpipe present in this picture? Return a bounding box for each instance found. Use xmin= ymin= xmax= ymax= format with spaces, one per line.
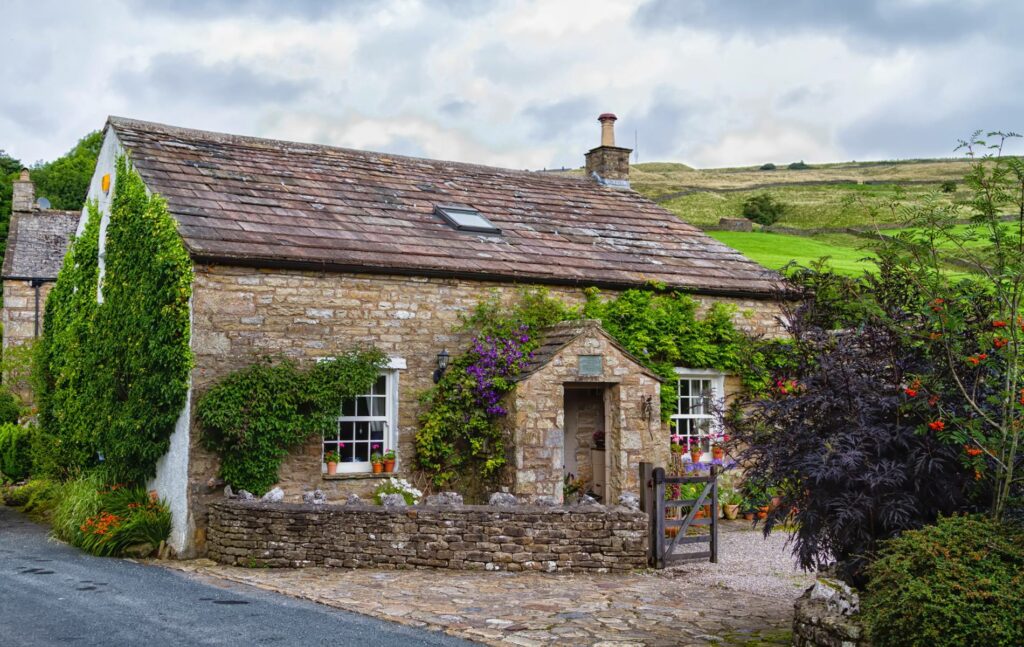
xmin=29 ymin=278 xmax=45 ymax=338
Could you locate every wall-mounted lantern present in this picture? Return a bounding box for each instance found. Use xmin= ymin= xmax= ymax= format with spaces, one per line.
xmin=433 ymin=349 xmax=450 ymax=383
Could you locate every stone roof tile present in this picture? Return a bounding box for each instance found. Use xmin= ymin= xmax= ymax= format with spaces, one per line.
xmin=2 ymin=209 xmax=79 ymax=280
xmin=109 ymin=117 xmax=784 ymax=297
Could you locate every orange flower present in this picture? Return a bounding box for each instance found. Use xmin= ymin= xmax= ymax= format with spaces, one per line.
xmin=994 ymin=337 xmax=1009 ymax=349
xmin=904 ymin=388 xmax=918 ymax=397
xmin=928 ymin=394 xmax=940 ymax=407
xmin=929 ymin=331 xmax=943 ymax=340
xmin=964 ymin=445 xmax=983 ymax=457
xmin=979 ymin=353 xmax=988 ymax=360
xmin=975 ymin=470 xmax=983 ymax=481
xmin=992 ymin=320 xmax=1008 ymax=328
xmin=930 ymin=298 xmax=945 ymax=312
xmin=928 ymin=420 xmax=945 ymax=431
xmin=967 ymin=356 xmax=981 ymax=365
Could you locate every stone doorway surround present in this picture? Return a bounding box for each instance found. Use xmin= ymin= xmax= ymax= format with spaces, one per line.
xmin=508 ymin=320 xmax=665 ymax=503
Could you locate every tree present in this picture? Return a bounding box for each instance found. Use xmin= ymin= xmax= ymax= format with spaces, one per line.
xmin=879 ymin=131 xmax=1024 ymax=520
xmin=727 ymin=262 xmax=972 ymax=584
xmin=742 ymin=193 xmax=787 ymax=226
xmin=30 ymin=131 xmax=102 ymax=210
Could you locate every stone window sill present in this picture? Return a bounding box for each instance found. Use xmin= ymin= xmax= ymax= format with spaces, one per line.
xmin=322 ymin=472 xmax=402 ymax=481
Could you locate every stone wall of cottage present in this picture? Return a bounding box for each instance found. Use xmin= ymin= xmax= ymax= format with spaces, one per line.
xmin=2 ymin=280 xmax=50 ymax=350
xmin=206 ymin=499 xmax=648 ymax=573
xmin=509 ymin=330 xmax=663 ymax=502
xmin=186 ymin=264 xmax=785 ymax=552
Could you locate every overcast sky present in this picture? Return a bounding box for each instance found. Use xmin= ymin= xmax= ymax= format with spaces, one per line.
xmin=3 ymin=0 xmax=1022 ymax=169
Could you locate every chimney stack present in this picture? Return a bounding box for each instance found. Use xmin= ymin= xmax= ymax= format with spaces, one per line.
xmin=585 ymin=113 xmax=632 ymax=188
xmin=12 ymin=169 xmax=34 ymax=212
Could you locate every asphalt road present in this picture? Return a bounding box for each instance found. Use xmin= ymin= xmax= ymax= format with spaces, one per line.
xmin=0 ymin=505 xmax=475 ymax=647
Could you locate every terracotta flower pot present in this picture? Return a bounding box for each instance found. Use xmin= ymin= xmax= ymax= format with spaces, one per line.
xmin=690 ymin=450 xmax=703 ymax=464
xmin=743 ymin=512 xmax=755 ymax=521
xmin=723 ymin=504 xmax=739 ymax=520
xmin=703 ymin=504 xmax=712 ymax=518
xmin=372 ymin=462 xmax=383 ymax=474
xmin=383 ymin=460 xmax=395 ymax=473
xmin=757 ymin=505 xmax=769 ymax=519
xmin=326 ymin=462 xmax=337 ymax=476
xmin=694 ymin=508 xmax=705 ymax=519
xmin=665 ymin=526 xmax=680 ymax=538
xmin=712 ymin=447 xmax=724 ymax=460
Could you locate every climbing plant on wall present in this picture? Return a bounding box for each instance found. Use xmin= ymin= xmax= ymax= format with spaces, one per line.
xmin=415 ymin=287 xmax=776 ymax=493
xmin=197 ymin=350 xmax=388 ymax=495
xmin=34 ymin=155 xmax=194 ymax=484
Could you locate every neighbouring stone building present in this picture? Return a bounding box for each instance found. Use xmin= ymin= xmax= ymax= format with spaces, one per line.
xmin=1 ymin=171 xmax=79 ymax=395
xmin=76 ymin=113 xmax=786 ymax=556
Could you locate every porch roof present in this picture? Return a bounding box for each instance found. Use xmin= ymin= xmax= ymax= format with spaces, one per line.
xmin=517 ymin=319 xmax=663 ymax=382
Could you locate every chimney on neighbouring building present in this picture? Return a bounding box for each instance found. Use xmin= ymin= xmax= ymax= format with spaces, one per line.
xmin=585 ymin=113 xmax=632 ymax=188
xmin=12 ymin=169 xmax=34 ymax=212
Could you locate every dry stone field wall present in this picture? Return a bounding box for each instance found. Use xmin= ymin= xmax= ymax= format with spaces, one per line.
xmin=207 ymin=500 xmax=648 ymax=573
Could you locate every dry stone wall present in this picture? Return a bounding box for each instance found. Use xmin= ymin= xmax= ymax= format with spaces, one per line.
xmin=207 ymin=499 xmax=648 ymax=573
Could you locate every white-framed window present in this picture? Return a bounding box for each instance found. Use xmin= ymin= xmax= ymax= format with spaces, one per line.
xmin=670 ymin=369 xmax=725 ymax=460
xmin=321 ymin=358 xmax=403 ymax=473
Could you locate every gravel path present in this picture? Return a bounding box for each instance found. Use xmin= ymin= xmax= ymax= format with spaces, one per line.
xmin=662 ymin=521 xmax=815 ymax=601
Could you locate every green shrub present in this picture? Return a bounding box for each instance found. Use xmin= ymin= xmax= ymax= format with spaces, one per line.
xmin=0 ymin=423 xmax=33 ymax=480
xmin=372 ymin=477 xmax=422 ymax=505
xmin=862 ymin=515 xmax=1024 ymax=647
xmin=759 ymin=163 xmax=776 ymax=171
xmin=3 ymin=478 xmax=61 ymax=521
xmin=742 ymin=193 xmax=788 ymax=226
xmin=0 ymin=389 xmax=21 ymax=425
xmin=940 ymin=180 xmax=957 ymax=193
xmin=787 ymin=160 xmax=810 ymax=170
xmin=52 ymin=474 xmax=171 ymax=557
xmin=198 ymin=350 xmax=387 ymax=494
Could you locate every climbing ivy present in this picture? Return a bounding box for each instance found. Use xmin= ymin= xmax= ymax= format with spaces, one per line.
xmin=35 ymin=155 xmax=194 ymax=484
xmin=416 ymin=287 xmax=776 ymax=492
xmin=581 ymin=288 xmax=770 ymax=418
xmin=197 ymin=350 xmax=388 ymax=495
xmin=415 ymin=289 xmax=577 ymax=494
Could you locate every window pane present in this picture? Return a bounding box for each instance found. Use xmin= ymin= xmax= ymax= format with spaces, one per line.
xmin=370 ymin=421 xmax=385 ymax=440
xmin=677 ymin=397 xmax=689 ymax=415
xmin=354 ymin=422 xmax=369 ymax=442
xmin=340 ymin=442 xmax=355 ymax=461
xmin=341 ymin=398 xmax=355 ymax=417
xmin=373 ymin=375 xmax=387 ymax=394
xmin=370 ymin=397 xmax=386 ymax=417
xmin=678 ymin=380 xmax=689 ymax=398
xmin=339 ymin=421 xmax=354 ymax=441
xmin=354 ymin=443 xmax=369 ymax=462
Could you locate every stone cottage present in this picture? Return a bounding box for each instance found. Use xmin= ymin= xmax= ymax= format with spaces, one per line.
xmin=2 ymin=171 xmax=79 ymax=389
xmin=79 ymin=113 xmax=784 ymax=555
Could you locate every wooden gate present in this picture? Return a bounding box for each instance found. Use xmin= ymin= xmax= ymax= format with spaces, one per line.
xmin=640 ymin=462 xmax=719 ymax=568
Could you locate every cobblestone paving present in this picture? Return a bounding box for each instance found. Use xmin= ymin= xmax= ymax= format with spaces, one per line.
xmin=166 ymin=522 xmax=811 ymax=646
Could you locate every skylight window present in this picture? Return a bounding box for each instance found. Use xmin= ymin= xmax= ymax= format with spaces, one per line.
xmin=435 ymin=204 xmax=500 ymax=234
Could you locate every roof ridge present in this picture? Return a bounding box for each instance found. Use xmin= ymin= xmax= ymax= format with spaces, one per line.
xmin=106 ymin=115 xmax=600 ymax=185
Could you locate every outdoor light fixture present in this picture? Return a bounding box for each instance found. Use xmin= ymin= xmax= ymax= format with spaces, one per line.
xmin=433 ymin=349 xmax=450 ymax=383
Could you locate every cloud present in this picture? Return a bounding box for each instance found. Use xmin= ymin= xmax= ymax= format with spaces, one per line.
xmin=522 ymin=97 xmax=598 ymax=141
xmin=112 ymin=53 xmax=316 ymax=107
xmin=633 ymin=0 xmax=1024 ymax=49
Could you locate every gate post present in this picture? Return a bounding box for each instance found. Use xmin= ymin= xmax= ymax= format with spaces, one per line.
xmin=709 ymin=464 xmax=719 ymax=564
xmin=651 ymin=467 xmax=666 ymax=568
xmin=639 ymin=462 xmax=653 ymax=513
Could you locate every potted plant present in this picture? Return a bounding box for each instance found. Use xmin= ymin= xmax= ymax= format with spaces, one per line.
xmin=370 ymin=444 xmax=384 ymax=474
xmin=711 ymin=432 xmax=728 ymax=461
xmin=324 ymin=449 xmax=340 ymax=476
xmin=721 ymin=489 xmax=742 ymax=520
xmin=688 ymin=438 xmax=703 ymax=464
xmin=382 ymin=449 xmax=396 ymax=473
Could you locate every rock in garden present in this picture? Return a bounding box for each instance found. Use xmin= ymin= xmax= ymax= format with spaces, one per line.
xmin=261 ymin=487 xmax=284 ymax=502
xmin=380 ymin=493 xmax=407 ymax=508
xmin=425 ymin=491 xmax=463 ymax=506
xmin=345 ymin=493 xmax=363 ymax=505
xmin=223 ymin=485 xmax=235 ymax=499
xmin=302 ymin=489 xmax=327 ymax=505
xmin=617 ymin=492 xmax=640 ymax=510
xmin=123 ymin=542 xmax=154 ymax=558
xmin=488 ymin=492 xmax=519 ymax=506
xmin=236 ymin=489 xmax=255 ymax=500
xmin=578 ymin=494 xmax=599 ymax=505
xmin=809 ymin=577 xmax=860 ymax=616
xmin=534 ymin=495 xmax=560 ymax=506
